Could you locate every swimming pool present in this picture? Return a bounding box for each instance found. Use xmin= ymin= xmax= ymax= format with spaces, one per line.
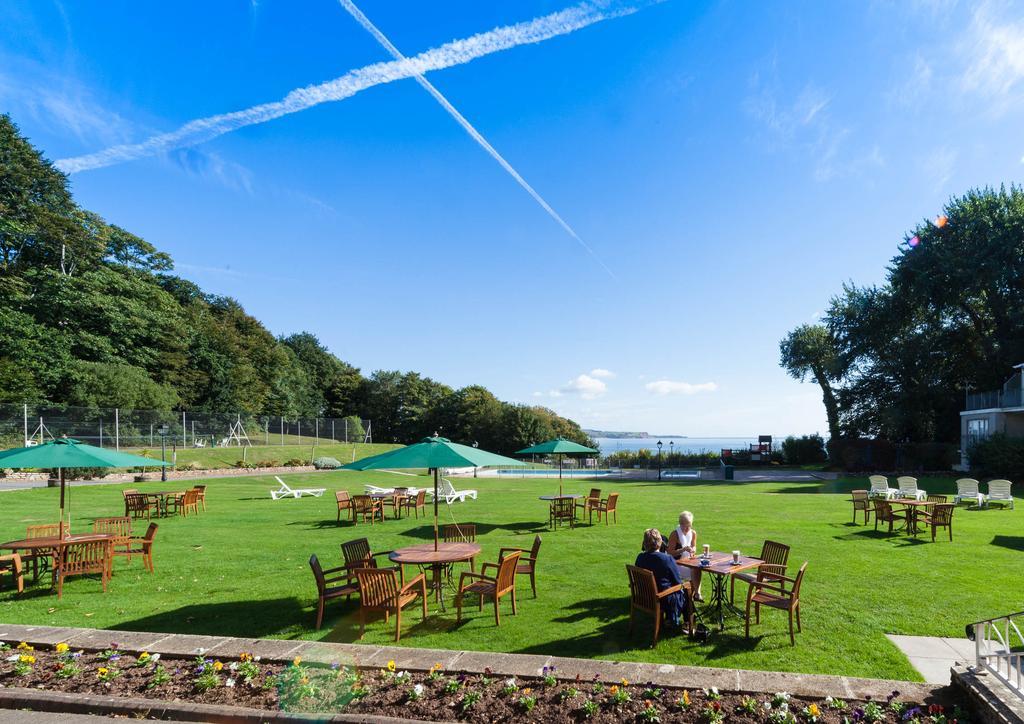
xmin=495 ymin=469 xmax=617 ymax=478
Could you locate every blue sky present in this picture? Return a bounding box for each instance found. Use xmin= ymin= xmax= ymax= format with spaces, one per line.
xmin=3 ymin=0 xmax=1024 ymax=436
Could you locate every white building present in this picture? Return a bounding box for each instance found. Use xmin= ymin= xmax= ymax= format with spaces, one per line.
xmin=959 ymin=363 xmax=1024 ymax=469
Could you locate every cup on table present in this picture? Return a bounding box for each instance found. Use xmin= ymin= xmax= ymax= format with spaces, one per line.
xmin=732 ymin=550 xmax=740 ymax=564
xmin=702 ymin=544 xmax=710 ymax=558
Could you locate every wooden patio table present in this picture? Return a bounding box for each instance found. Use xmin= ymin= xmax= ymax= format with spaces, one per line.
xmin=147 ymin=491 xmax=185 ymax=517
xmin=0 ymin=534 xmax=117 ymax=589
xmin=677 ymin=551 xmax=764 ymax=630
xmin=889 ymin=499 xmax=932 ymax=536
xmin=389 ymin=542 xmax=481 ymax=612
xmin=368 ymin=492 xmax=407 ymax=519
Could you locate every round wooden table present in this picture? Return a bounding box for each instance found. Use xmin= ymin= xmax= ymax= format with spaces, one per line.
xmin=538 ymin=494 xmax=582 ymax=500
xmin=389 ymin=542 xmax=481 ymax=611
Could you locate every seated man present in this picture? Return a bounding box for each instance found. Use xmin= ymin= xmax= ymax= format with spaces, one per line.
xmin=635 ymin=528 xmax=689 ymax=631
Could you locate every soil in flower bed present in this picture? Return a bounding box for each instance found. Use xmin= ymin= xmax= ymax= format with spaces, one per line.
xmin=0 ymin=643 xmax=965 ymax=723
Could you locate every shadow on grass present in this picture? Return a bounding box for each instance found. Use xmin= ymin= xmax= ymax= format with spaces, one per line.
xmin=398 ymin=522 xmax=549 ymax=539
xmin=991 ymin=535 xmax=1024 ymax=551
xmin=114 ymin=597 xmax=310 ymax=639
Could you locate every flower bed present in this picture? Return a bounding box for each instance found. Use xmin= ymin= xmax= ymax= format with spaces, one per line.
xmin=0 ymin=642 xmax=964 ymax=723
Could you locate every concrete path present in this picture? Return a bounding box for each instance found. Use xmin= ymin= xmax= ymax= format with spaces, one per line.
xmin=887 ymin=634 xmax=975 ymax=684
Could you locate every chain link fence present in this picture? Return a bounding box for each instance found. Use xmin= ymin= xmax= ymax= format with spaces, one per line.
xmin=0 ymin=404 xmax=373 ymax=449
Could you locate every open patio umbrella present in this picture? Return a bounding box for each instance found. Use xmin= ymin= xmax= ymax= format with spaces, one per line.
xmin=0 ymin=438 xmax=169 ymax=540
xmin=515 ymin=437 xmax=599 ymax=494
xmin=342 ymin=436 xmax=525 ymax=550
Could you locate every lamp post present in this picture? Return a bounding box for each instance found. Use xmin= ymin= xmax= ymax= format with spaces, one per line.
xmin=669 ymin=440 xmax=674 ymax=471
xmin=656 ymin=440 xmax=663 ymax=481
xmin=158 ymin=424 xmax=170 ymax=482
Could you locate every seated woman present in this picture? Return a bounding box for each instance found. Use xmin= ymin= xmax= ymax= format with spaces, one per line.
xmin=635 ymin=528 xmax=689 ymax=631
xmin=667 ymin=510 xmax=703 ymax=601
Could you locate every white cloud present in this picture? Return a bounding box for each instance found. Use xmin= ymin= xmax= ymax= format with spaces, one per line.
xmin=958 ymin=1 xmax=1024 ymax=109
xmin=644 ymin=380 xmax=718 ymax=396
xmin=589 ymin=368 xmax=615 ymax=379
xmin=922 ymin=146 xmax=958 ymax=191
xmin=561 ymin=374 xmax=607 ymax=399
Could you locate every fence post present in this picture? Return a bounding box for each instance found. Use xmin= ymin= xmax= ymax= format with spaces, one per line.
xmin=99 ymin=418 xmax=103 ymax=448
xmin=332 ymin=419 xmax=335 ymax=442
xmin=315 ymin=418 xmax=319 ymax=446
xmin=23 ymin=404 xmax=28 ymax=446
xmin=344 ymin=418 xmax=348 ymax=443
xmin=115 ymin=408 xmax=119 ymax=450
xmin=280 ymin=416 xmax=284 ymax=446
xmin=150 ymin=424 xmax=154 ymax=447
xmin=182 ymin=410 xmax=187 ymax=447
xmin=297 ymin=420 xmax=301 ymax=443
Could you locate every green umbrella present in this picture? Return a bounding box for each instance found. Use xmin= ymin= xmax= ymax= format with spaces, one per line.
xmin=343 ymin=436 xmax=525 ymax=549
xmin=0 ymin=438 xmax=169 ymax=539
xmin=516 ymin=437 xmax=599 ymax=492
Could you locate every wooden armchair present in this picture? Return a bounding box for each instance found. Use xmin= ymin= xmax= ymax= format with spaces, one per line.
xmin=575 ymin=488 xmax=601 ymax=518
xmin=731 ymin=539 xmax=790 ymax=603
xmin=124 ymin=493 xmax=156 ymax=520
xmin=335 ymin=491 xmax=354 ymax=523
xmin=56 ymin=539 xmax=113 ymax=599
xmin=549 ymin=497 xmax=576 ymax=529
xmin=194 ymin=484 xmax=207 ymax=512
xmin=341 ymin=538 xmax=397 ymax=582
xmin=850 ymin=490 xmax=871 ymax=525
xmin=92 ymin=517 xmax=133 ymax=565
xmin=354 ymin=567 xmax=427 ymax=642
xmin=400 ymin=489 xmax=427 ymax=519
xmin=745 ymin=562 xmax=808 ymax=646
xmin=125 ymin=523 xmax=158 ymax=573
xmin=180 ymin=489 xmax=201 ymax=516
xmin=381 ymin=488 xmax=408 ymax=519
xmin=592 ymin=492 xmax=619 ymax=525
xmin=22 ymin=523 xmax=69 ymax=580
xmin=497 ymin=534 xmax=542 ymax=597
xmin=352 ymin=495 xmax=383 ymax=525
xmin=922 ymin=503 xmax=954 ymax=542
xmin=456 ymin=551 xmax=521 ymax=626
xmin=625 ymin=564 xmax=693 ymax=647
xmin=309 ymin=554 xmax=360 ymax=630
xmin=0 ymin=554 xmax=23 ymax=594
xmin=442 ymin=523 xmax=477 ymax=576
xmin=872 ymin=499 xmax=907 ymax=534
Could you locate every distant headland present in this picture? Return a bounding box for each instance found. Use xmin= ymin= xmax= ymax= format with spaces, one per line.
xmin=584 ymin=430 xmax=688 ymax=439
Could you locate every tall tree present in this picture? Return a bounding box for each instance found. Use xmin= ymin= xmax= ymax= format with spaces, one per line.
xmin=779 ymin=324 xmax=844 ymax=441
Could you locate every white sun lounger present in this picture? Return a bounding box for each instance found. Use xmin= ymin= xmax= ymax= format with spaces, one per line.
xmin=985 ymin=479 xmax=1015 ymax=509
xmin=425 ymin=478 xmax=477 ymax=504
xmin=364 ymin=484 xmax=421 ymax=495
xmin=271 ymin=476 xmax=326 ymax=500
xmin=953 ymin=478 xmax=986 ymax=507
xmin=868 ymin=475 xmax=898 ymax=499
xmin=896 ymin=476 xmax=927 ymax=500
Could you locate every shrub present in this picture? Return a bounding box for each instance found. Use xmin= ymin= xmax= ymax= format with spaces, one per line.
xmin=232 ymin=460 xmax=255 ymax=469
xmin=313 ymin=456 xmax=342 ymax=470
xmin=54 ymin=467 xmax=108 ymax=481
xmin=283 ymin=458 xmax=307 ymax=467
xmin=827 ymin=438 xmax=897 ymax=471
xmin=781 ymin=435 xmax=827 ymax=465
xmin=254 ymin=459 xmax=280 ymax=468
xmin=968 ymin=433 xmax=1024 ymax=479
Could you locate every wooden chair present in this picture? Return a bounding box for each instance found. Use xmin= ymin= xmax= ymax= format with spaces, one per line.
xmin=922 ymin=503 xmax=954 ymax=542
xmin=194 ymin=484 xmax=207 ymax=512
xmin=872 ymin=499 xmax=907 ymax=534
xmin=354 ymin=567 xmax=427 ymax=642
xmin=352 ymin=495 xmax=383 ymax=525
xmin=442 ymin=523 xmax=477 ymax=575
xmin=497 ymin=535 xmax=542 ymax=597
xmin=56 ymin=539 xmax=113 ymax=599
xmin=625 ymin=564 xmax=693 ymax=647
xmin=309 ymin=554 xmax=360 ymax=630
xmin=731 ymin=539 xmax=790 ymax=603
xmin=745 ymin=562 xmax=808 ymax=646
xmin=92 ymin=517 xmax=133 ymax=565
xmin=165 ymin=492 xmax=185 ymax=517
xmin=381 ymin=488 xmax=408 ymax=519
xmin=400 ymin=489 xmax=427 ymax=519
xmin=125 ymin=523 xmax=158 ymax=573
xmin=850 ymin=490 xmax=871 ymax=525
xmin=456 ymin=551 xmax=521 ymax=626
xmin=22 ymin=523 xmax=69 ymax=580
xmin=341 ymin=538 xmax=397 ymax=583
xmin=924 ymin=494 xmax=947 ymax=516
xmin=180 ymin=489 xmax=201 ymax=516
xmin=124 ymin=493 xmax=155 ymax=520
xmin=575 ymin=488 xmax=601 ymax=519
xmin=592 ymin=492 xmax=619 ymax=525
xmin=335 ymin=491 xmax=354 ymax=523
xmin=0 ymin=554 xmax=23 ymax=594
xmin=549 ymin=497 xmax=576 ymax=529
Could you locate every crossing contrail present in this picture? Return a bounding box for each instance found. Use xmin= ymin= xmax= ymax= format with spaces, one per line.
xmin=337 ymin=0 xmax=620 ymax=279
xmin=55 ymin=1 xmax=648 ymax=180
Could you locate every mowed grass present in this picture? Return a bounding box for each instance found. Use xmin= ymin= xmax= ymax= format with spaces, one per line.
xmin=0 ymin=473 xmax=1019 ymax=681
xmin=117 ymin=443 xmax=400 ymax=470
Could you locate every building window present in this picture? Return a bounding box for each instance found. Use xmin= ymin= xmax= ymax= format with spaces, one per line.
xmin=967 ymin=418 xmax=990 ymax=446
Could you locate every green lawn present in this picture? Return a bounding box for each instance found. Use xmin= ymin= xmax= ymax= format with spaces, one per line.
xmin=0 ymin=473 xmax=1018 ymax=681
xmin=119 ymin=442 xmax=400 ymax=470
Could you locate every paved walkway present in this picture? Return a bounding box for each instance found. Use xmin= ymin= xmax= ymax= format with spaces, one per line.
xmin=887 ymin=634 xmax=975 ymax=684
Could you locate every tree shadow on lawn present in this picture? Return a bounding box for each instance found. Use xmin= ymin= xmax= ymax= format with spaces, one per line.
xmin=989 ymin=535 xmax=1024 ymax=551
xmin=398 ymin=522 xmax=550 ymax=539
xmin=113 ymin=597 xmax=311 ymax=639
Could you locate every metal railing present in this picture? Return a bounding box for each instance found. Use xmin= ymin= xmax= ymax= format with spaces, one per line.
xmin=968 ymin=610 xmax=1024 ymax=700
xmin=965 ymin=371 xmax=1024 ymax=410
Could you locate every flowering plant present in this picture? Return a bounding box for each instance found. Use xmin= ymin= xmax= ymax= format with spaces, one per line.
xmin=407 ymin=683 xmax=424 ymax=702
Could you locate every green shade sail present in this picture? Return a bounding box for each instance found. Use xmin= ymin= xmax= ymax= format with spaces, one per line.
xmin=0 ymin=438 xmax=169 ymax=468
xmin=343 ymin=436 xmax=526 ymax=471
xmin=515 ymin=437 xmax=599 ymax=455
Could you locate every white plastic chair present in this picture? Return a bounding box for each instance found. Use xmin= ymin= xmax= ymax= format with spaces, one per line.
xmin=985 ymin=479 xmax=1015 ymax=509
xmin=896 ymin=476 xmax=927 ymax=500
xmin=868 ymin=475 xmax=897 ymax=499
xmin=426 ymin=478 xmax=477 ymax=504
xmin=953 ymin=478 xmax=986 ymax=507
xmin=271 ymin=476 xmax=326 ymax=500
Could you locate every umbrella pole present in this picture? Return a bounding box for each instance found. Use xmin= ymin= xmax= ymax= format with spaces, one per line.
xmin=59 ymin=467 xmax=66 ymax=541
xmin=433 ymin=467 xmax=439 ymax=552
xmin=559 ymin=455 xmax=563 ymax=496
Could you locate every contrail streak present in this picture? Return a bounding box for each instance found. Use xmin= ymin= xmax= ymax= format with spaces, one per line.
xmin=55 ymin=2 xmax=646 ymax=176
xmin=337 ymin=0 xmax=618 ymax=279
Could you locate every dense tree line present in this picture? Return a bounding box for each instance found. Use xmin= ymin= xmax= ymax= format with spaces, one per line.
xmin=0 ymin=115 xmax=593 ymax=453
xmin=780 ymin=185 xmax=1024 ymax=445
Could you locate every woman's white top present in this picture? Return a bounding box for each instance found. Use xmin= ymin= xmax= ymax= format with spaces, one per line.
xmin=674 ymin=526 xmax=695 ymax=551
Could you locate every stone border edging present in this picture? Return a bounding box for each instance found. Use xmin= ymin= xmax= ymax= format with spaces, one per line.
xmin=0 ymin=624 xmax=945 ymax=706
xmin=950 ymin=664 xmax=1024 ymax=724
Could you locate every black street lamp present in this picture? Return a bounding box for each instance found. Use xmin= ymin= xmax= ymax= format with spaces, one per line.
xmin=669 ymin=440 xmax=674 ymax=462
xmin=158 ymin=424 xmax=170 ymax=482
xmin=656 ymin=440 xmax=663 ymax=481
